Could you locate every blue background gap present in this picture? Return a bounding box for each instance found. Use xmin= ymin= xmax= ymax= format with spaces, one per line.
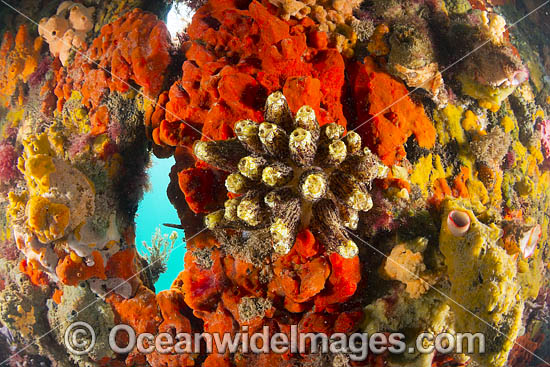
xmin=135 ymin=155 xmax=186 ymax=292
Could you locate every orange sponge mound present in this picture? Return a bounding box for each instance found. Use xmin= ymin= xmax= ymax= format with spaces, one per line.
xmin=88 ymin=8 xmax=171 ymax=99
xmin=351 ymin=57 xmax=436 ymax=166
xmin=56 ymin=251 xmax=106 ymax=286
xmin=268 ymin=230 xmax=361 ymax=313
xmin=54 ymin=9 xmax=171 ymax=112
xmin=157 ymin=0 xmax=347 ymax=146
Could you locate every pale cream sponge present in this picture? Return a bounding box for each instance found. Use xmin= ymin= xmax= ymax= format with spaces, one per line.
xmin=38 ymin=1 xmax=95 ymax=66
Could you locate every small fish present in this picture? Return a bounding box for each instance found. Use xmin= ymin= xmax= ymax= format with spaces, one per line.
xmin=163 ymin=223 xmax=184 ymax=229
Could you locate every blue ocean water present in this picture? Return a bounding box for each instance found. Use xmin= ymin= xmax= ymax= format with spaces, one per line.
xmin=135 ymin=155 xmax=186 ymax=292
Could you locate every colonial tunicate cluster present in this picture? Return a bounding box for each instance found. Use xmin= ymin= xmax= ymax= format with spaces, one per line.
xmin=198 ymin=91 xmax=388 ymax=258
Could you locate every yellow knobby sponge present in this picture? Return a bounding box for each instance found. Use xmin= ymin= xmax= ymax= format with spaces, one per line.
xmin=26 ymin=196 xmax=70 ymax=243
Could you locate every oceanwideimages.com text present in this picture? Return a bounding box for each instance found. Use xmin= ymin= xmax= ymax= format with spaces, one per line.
xmin=65 ymin=322 xmax=486 ymax=361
